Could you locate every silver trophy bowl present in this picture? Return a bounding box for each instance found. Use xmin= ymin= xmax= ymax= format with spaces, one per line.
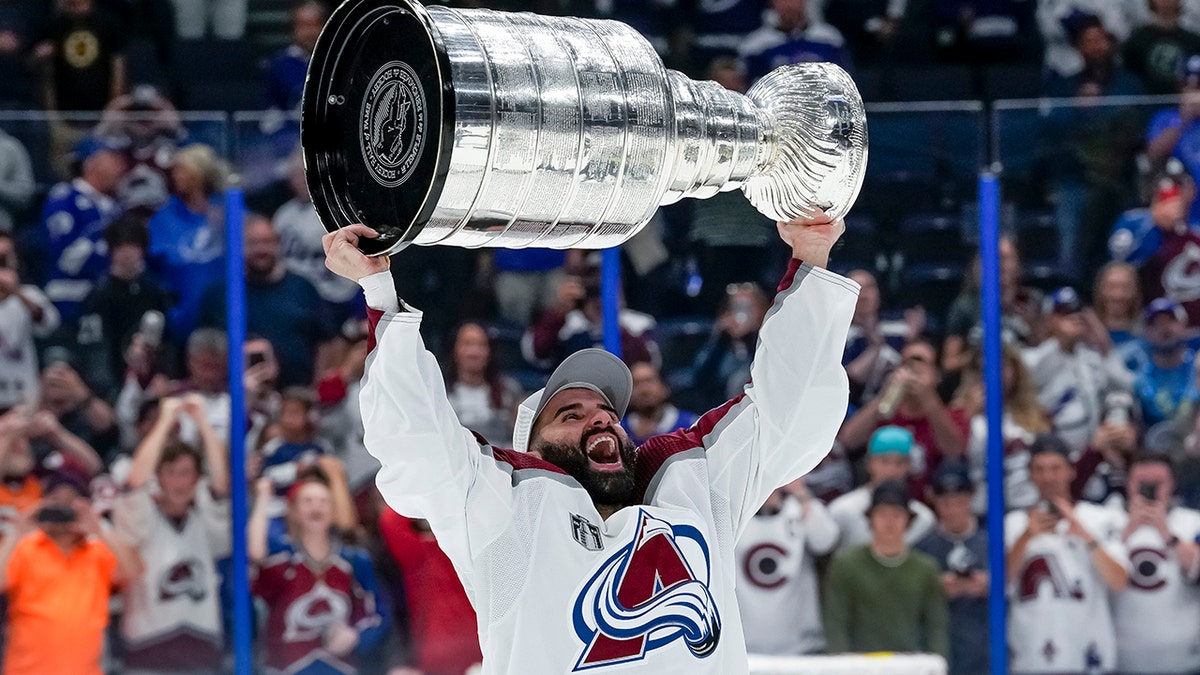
xmin=302 ymin=0 xmax=867 ymax=254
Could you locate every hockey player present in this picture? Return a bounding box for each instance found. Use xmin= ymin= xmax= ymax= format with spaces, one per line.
xmin=1005 ymin=434 xmax=1129 ymax=674
xmin=1108 ymin=451 xmax=1200 ymax=673
xmin=322 ymin=212 xmax=856 ymax=674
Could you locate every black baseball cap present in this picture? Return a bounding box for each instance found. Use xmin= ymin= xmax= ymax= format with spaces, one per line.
xmin=1029 ymin=433 xmax=1071 ymax=460
xmin=866 ymin=479 xmax=915 ymax=518
xmin=931 ymin=462 xmax=974 ymax=496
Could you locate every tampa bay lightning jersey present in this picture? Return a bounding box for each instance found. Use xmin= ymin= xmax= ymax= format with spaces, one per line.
xmin=38 ymin=178 xmax=120 ymax=321
xmin=359 ymin=259 xmax=857 ymax=674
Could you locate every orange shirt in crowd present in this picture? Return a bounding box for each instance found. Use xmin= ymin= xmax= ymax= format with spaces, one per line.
xmin=3 ymin=530 xmax=117 ymax=675
xmin=0 ymin=477 xmax=41 ymax=532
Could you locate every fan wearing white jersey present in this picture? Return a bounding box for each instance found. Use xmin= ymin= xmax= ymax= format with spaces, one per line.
xmin=734 ymin=478 xmax=838 ymax=655
xmin=1005 ymin=434 xmax=1129 ymax=675
xmin=322 ymin=214 xmax=857 ymax=675
xmin=113 ymin=393 xmax=231 ymax=673
xmin=1108 ymin=452 xmax=1200 ymax=674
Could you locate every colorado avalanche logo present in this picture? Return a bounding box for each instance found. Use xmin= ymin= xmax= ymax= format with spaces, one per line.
xmin=571 ymin=511 xmax=721 ymax=671
xmin=1128 ymin=546 xmax=1168 ymax=591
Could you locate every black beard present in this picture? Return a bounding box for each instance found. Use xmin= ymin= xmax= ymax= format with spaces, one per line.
xmin=533 ymin=426 xmax=637 ymax=510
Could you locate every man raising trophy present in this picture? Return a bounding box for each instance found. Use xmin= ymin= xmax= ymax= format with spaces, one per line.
xmin=307 ymin=0 xmax=867 ymax=671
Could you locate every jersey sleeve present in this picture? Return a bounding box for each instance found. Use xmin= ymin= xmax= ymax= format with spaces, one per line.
xmin=359 ymin=273 xmax=519 ymax=576
xmin=669 ymin=261 xmax=857 ymax=535
xmin=1081 ymin=505 xmax=1130 ymax=572
xmin=1172 ymin=509 xmax=1200 ymax=583
xmin=378 ymin=507 xmax=424 ymax=571
xmin=195 ymin=480 xmax=233 ymax=558
xmin=112 ymin=488 xmax=155 ymax=547
xmin=802 ymin=498 xmax=840 ymax=556
xmin=18 ymin=285 xmax=59 ymax=337
xmin=346 ymin=547 xmax=389 ymax=654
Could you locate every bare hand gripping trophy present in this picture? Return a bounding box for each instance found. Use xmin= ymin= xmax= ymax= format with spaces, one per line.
xmin=301 ymin=0 xmax=868 ymax=255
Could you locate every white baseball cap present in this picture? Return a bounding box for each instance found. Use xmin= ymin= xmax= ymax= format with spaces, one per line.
xmin=511 ymin=348 xmax=633 ymax=454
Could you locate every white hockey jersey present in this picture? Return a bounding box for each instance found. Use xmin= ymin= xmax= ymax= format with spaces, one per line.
xmin=112 ymin=482 xmax=231 ymax=667
xmin=734 ymin=495 xmax=838 ymax=655
xmin=1108 ymin=500 xmax=1200 ymax=674
xmin=360 ymin=260 xmax=857 ymax=674
xmin=1005 ymin=502 xmax=1129 ymax=674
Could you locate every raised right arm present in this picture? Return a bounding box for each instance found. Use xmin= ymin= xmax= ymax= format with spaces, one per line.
xmin=325 ymin=226 xmax=516 ymax=574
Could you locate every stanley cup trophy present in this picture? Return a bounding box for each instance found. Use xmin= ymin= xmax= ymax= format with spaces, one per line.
xmin=301 ymin=0 xmax=868 ymax=255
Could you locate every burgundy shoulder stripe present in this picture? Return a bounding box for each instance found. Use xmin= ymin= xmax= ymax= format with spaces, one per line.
xmin=633 ymin=393 xmax=745 ymax=500
xmin=490 ymin=447 xmax=570 ymax=475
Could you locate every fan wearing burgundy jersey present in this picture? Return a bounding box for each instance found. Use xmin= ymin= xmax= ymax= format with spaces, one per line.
xmin=322 ymin=213 xmax=855 ymax=675
xmin=250 ymin=471 xmax=387 ymax=675
xmin=1130 ymin=168 xmax=1200 ymax=330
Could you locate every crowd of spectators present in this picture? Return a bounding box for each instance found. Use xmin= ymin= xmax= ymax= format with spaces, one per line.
xmin=4 ymin=0 xmax=1200 ymax=674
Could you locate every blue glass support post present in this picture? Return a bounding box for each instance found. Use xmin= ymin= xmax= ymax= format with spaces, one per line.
xmin=979 ymin=172 xmax=1007 ymax=675
xmin=224 ymin=188 xmax=252 ymax=675
xmin=601 ymin=247 xmax=623 ymax=359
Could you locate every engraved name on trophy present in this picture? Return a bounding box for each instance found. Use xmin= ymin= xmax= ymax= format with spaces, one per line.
xmin=302 ymin=0 xmax=868 ymax=255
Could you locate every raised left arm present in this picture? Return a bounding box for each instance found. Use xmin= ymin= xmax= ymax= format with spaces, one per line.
xmin=646 ymin=217 xmax=858 ymax=532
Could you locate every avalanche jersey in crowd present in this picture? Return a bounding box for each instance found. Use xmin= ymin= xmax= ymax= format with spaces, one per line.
xmin=38 ymin=178 xmax=120 ymax=321
xmin=733 ymin=495 xmax=838 ymax=655
xmin=1004 ymin=503 xmax=1128 ymax=675
xmin=1107 ymin=498 xmax=1200 ymax=673
xmin=359 ymin=260 xmax=857 ymax=674
xmin=252 ymin=543 xmax=387 ymax=675
xmin=0 ymin=285 xmax=58 ymax=410
xmin=1136 ymin=226 xmax=1200 ymax=330
xmin=112 ymin=482 xmax=231 ymax=670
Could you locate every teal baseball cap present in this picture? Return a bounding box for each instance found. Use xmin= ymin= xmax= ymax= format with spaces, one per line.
xmin=869 ymin=426 xmax=913 ymax=456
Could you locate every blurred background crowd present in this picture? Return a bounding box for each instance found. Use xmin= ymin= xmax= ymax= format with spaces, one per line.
xmin=2 ymin=0 xmax=1200 ymax=673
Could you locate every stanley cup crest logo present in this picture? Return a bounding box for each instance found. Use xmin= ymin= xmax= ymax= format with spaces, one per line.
xmin=360 ymin=61 xmax=426 ymax=188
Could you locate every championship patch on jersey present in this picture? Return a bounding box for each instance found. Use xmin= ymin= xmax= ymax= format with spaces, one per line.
xmin=571 ymin=513 xmax=603 ymax=552
xmin=570 ymin=510 xmax=721 ymax=671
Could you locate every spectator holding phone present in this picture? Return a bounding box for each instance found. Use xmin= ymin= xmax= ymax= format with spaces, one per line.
xmin=0 ymin=469 xmax=139 ymax=675
xmin=1108 ymin=451 xmax=1200 ymax=674
xmin=1005 ymin=434 xmax=1129 ymax=675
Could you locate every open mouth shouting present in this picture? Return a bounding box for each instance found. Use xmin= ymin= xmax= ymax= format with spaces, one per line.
xmin=584 ymin=431 xmax=624 ymax=472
